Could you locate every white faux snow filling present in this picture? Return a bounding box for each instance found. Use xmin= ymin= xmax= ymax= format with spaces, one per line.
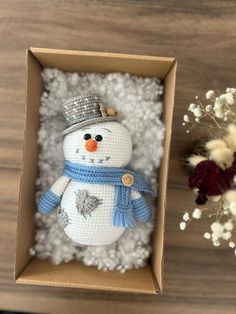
xmin=32 ymin=68 xmax=164 ymax=272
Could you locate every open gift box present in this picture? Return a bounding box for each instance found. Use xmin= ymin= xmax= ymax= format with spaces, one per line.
xmin=15 ymin=48 xmax=176 ymax=294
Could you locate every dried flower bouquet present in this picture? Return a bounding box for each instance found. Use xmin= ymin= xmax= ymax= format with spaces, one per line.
xmin=180 ymin=88 xmax=236 ymax=253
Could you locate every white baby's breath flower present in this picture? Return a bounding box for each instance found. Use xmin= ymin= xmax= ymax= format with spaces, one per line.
xmin=234 ymin=249 xmax=236 ymax=256
xmin=206 ymin=105 xmax=212 ymax=112
xmin=183 ymin=115 xmax=190 ymax=122
xmin=182 ymin=122 xmax=186 ymax=126
xmin=229 ymin=202 xmax=236 ymax=216
xmin=193 ymin=107 xmax=202 ymax=118
xmin=224 ymin=220 xmax=234 ymax=231
xmin=195 ymin=118 xmax=200 ymax=123
xmin=226 ymin=88 xmax=236 ymax=94
xmin=186 ymin=130 xmax=190 ymax=134
xmin=214 ymin=98 xmax=222 ymax=110
xmin=183 ymin=212 xmax=190 ymax=221
xmin=206 ymin=90 xmax=215 ymax=100
xmin=180 ymin=221 xmax=186 ymax=230
xmin=213 ymin=240 xmax=220 ymax=247
xmin=192 ymin=208 xmax=202 ymax=219
xmin=222 ymin=231 xmax=232 ymax=240
xmin=211 ymin=222 xmax=224 ymax=234
xmin=188 ymin=103 xmax=196 ymax=112
xmin=219 ymin=94 xmax=227 ymax=103
xmin=204 ymin=232 xmax=211 ymax=239
xmin=229 ymin=241 xmax=235 ymax=248
xmin=225 ymin=93 xmax=234 ymax=105
xmin=214 ymin=109 xmax=224 ymax=119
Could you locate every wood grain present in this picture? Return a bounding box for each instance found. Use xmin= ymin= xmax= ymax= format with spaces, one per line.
xmin=0 ymin=0 xmax=236 ymax=313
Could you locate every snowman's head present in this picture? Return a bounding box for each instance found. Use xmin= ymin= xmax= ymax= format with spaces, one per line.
xmin=63 ymin=121 xmax=132 ymax=167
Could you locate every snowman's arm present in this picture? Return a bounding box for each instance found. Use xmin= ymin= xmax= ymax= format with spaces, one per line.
xmin=131 ymin=190 xmax=152 ymax=223
xmin=37 ymin=176 xmax=70 ymax=215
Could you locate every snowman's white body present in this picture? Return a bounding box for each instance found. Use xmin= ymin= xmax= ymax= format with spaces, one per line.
xmin=61 ymin=181 xmax=125 ymax=245
xmin=56 ymin=121 xmax=134 ymax=246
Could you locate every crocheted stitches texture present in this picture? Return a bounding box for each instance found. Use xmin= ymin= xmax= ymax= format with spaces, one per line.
xmin=63 ymin=161 xmax=156 ymax=195
xmin=63 ymin=121 xmax=133 ymax=167
xmin=38 ymin=161 xmax=154 ymax=230
xmin=33 ymin=69 xmax=164 ymax=272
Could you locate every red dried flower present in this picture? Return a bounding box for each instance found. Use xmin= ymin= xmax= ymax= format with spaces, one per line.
xmin=188 ymin=160 xmax=236 ymax=205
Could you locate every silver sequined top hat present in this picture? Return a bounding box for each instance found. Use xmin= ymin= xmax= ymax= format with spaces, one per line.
xmin=61 ymin=92 xmax=118 ymax=135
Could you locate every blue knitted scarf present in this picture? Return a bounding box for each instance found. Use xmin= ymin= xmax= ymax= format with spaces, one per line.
xmin=63 ymin=160 xmax=156 ymax=228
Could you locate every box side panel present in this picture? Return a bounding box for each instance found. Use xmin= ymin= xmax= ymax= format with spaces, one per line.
xmin=15 ymin=51 xmax=43 ymax=278
xmin=16 ymin=259 xmax=157 ymax=294
xmin=30 ymin=48 xmax=174 ymax=79
xmin=152 ymin=63 xmax=177 ymax=290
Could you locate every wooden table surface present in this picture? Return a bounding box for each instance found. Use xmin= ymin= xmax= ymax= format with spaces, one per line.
xmin=1 ymin=1 xmax=236 ymax=313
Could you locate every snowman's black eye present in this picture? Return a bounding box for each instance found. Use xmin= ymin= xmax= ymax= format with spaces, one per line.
xmin=95 ymin=134 xmax=103 ymax=142
xmin=83 ymin=133 xmax=91 ymax=140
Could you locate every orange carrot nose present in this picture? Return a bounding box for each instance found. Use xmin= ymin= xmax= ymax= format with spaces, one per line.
xmin=85 ymin=139 xmax=98 ymax=152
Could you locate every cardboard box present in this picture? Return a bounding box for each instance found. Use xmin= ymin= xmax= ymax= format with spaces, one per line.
xmin=15 ymin=48 xmax=176 ymax=294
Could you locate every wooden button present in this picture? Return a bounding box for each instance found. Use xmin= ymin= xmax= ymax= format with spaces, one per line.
xmin=122 ymin=173 xmax=134 ymax=187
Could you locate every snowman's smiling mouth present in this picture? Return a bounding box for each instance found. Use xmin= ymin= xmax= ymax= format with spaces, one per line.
xmin=82 ymin=155 xmax=111 ymax=164
xmin=75 ymin=149 xmax=111 ymax=164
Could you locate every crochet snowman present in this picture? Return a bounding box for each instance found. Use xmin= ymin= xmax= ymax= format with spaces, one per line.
xmin=37 ymin=92 xmax=155 ymax=246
